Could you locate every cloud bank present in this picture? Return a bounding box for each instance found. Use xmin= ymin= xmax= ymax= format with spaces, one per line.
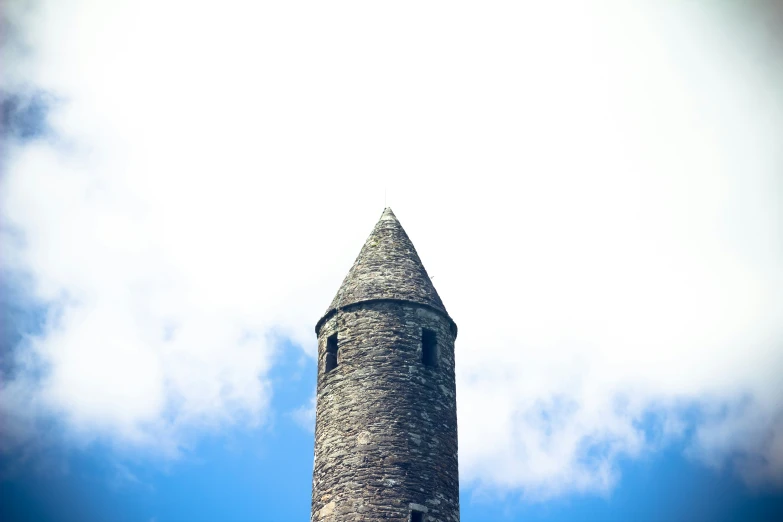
xmin=1 ymin=0 xmax=782 ymax=498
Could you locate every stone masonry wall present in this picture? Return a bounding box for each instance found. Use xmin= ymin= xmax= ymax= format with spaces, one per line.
xmin=311 ymin=301 xmax=459 ymax=522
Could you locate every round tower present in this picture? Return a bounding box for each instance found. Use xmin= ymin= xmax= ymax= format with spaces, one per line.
xmin=311 ymin=208 xmax=459 ymax=522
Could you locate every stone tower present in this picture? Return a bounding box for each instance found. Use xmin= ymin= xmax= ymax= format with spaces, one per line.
xmin=311 ymin=208 xmax=459 ymax=522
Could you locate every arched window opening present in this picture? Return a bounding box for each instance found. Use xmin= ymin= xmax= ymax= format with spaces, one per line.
xmin=422 ymin=328 xmax=437 ymax=368
xmin=325 ymin=333 xmax=338 ymax=373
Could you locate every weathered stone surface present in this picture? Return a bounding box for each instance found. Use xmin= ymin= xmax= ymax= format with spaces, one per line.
xmin=319 ymin=208 xmax=451 ymax=324
xmin=311 ymin=209 xmax=459 ymax=522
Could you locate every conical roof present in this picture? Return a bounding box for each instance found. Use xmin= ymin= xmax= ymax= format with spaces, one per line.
xmin=323 ymin=207 xmax=447 ymax=317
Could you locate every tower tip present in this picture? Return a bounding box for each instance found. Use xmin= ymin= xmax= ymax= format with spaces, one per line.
xmin=380 ymin=207 xmax=397 ymax=221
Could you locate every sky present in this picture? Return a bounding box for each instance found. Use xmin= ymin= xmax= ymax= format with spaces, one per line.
xmin=1 ymin=1 xmax=783 ymax=521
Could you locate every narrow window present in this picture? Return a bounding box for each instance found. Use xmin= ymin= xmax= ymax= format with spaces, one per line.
xmin=410 ymin=510 xmax=424 ymax=522
xmin=422 ymin=328 xmax=437 ymax=367
xmin=325 ymin=333 xmax=338 ymax=373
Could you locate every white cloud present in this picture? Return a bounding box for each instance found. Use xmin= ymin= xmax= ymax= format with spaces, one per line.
xmin=1 ymin=0 xmax=782 ymax=496
xmin=291 ymin=395 xmax=317 ymax=434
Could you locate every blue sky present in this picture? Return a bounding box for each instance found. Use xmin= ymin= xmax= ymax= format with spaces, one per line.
xmin=2 ymin=1 xmax=783 ymax=521
xmin=2 ymin=338 xmax=783 ymax=521
xmin=1 ymin=287 xmax=782 ymax=521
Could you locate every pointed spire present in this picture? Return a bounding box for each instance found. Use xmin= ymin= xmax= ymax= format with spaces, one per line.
xmin=324 ymin=207 xmax=447 ymax=316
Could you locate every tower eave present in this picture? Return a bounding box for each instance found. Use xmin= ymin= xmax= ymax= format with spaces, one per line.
xmin=314 ymin=297 xmax=458 ymax=339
